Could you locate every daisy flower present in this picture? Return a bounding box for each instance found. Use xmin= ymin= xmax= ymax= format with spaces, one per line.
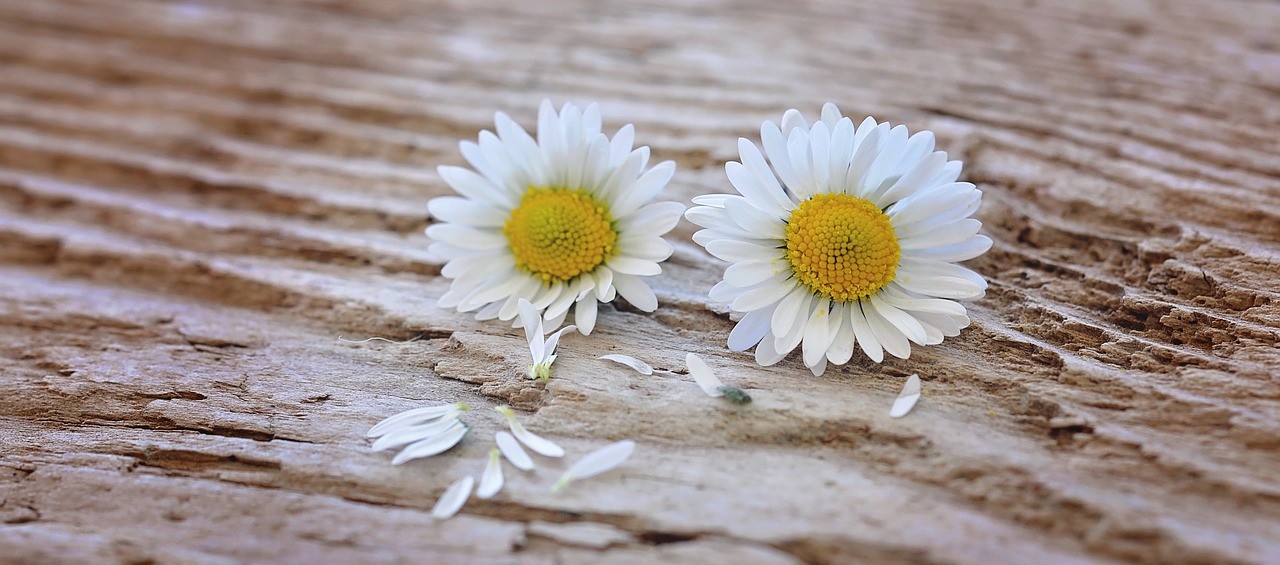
xmin=686 ymin=103 xmax=990 ymax=375
xmin=427 ymin=100 xmax=685 ymax=334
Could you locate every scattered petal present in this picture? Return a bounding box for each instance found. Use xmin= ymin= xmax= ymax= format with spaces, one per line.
xmin=495 ymin=431 xmax=535 ymax=471
xmin=552 ymin=440 xmax=636 ymax=492
xmin=366 ymin=403 xmax=467 ymax=438
xmin=496 ymin=406 xmax=565 ymax=457
xmin=431 ymin=476 xmax=475 ymax=520
xmin=371 ymin=416 xmax=461 ymax=452
xmin=477 ymin=448 xmax=504 ymax=499
xmin=889 ymin=374 xmax=922 ymax=418
xmin=391 ymin=421 xmax=470 ymax=465
xmin=599 ymin=354 xmax=653 ymax=375
xmin=685 ymin=353 xmax=724 ymax=397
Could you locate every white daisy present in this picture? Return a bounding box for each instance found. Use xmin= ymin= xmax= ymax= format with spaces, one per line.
xmin=551 ymin=440 xmax=636 ymax=493
xmin=686 ymin=103 xmax=990 ymax=375
xmin=428 ymin=100 xmax=685 ymax=334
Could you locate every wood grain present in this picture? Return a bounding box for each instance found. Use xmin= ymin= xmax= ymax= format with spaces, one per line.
xmin=1 ymin=0 xmax=1278 ymax=563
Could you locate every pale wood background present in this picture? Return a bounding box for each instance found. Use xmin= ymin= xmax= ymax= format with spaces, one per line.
xmin=1 ymin=0 xmax=1279 ymax=564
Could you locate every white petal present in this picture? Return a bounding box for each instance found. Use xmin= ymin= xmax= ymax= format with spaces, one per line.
xmin=691 ymin=193 xmax=732 ymax=207
xmin=477 ymin=449 xmax=504 ymax=500
xmin=723 ymin=259 xmax=787 ymax=288
xmin=575 ymin=297 xmax=598 ymax=335
xmin=428 ymin=196 xmax=507 ymax=228
xmin=431 ymin=476 xmax=474 ymax=519
xmin=905 ymin=235 xmax=993 ymax=263
xmin=606 ymin=256 xmax=662 ymax=276
xmin=705 ymin=239 xmax=782 ymax=263
xmin=366 ymin=404 xmax=460 ymax=438
xmin=826 ymin=305 xmax=854 ymax=365
xmin=869 ymin=294 xmax=929 ymax=345
xmin=898 ymin=219 xmax=982 ymax=250
xmin=542 ymin=324 xmax=578 ymax=362
xmin=863 ymin=300 xmax=912 ymax=360
xmin=617 ymin=235 xmax=673 ymax=262
xmin=754 ymin=330 xmax=788 ymax=366
xmin=612 ymin=273 xmax=658 ymax=312
xmin=424 ymin=224 xmax=507 ymax=250
xmin=617 ymin=201 xmax=685 ymax=236
xmin=518 ymin=298 xmax=545 ymax=363
xmin=727 ymin=306 xmax=772 ymax=352
xmin=730 ymin=279 xmax=794 ymax=312
xmin=801 ymin=302 xmax=834 ymax=369
xmin=371 ymin=416 xmax=461 ymax=451
xmin=599 ymin=354 xmax=653 ymax=375
xmin=761 ymin=120 xmax=801 ymax=192
xmin=848 ymin=304 xmax=885 ymax=363
xmin=686 ymin=353 xmax=724 ymax=397
xmin=593 ymin=266 xmax=614 ymax=301
xmin=495 ymin=431 xmax=535 ymax=471
xmin=820 ymin=103 xmax=842 ymax=127
xmin=613 ymin=161 xmax=676 ymax=217
xmin=438 ymin=166 xmax=515 ymax=208
xmin=391 ymin=422 xmax=469 ymax=465
xmin=552 ymin=440 xmax=636 ymax=492
xmin=890 ymin=374 xmax=922 ymax=418
xmin=498 ymin=406 xmax=565 ymax=457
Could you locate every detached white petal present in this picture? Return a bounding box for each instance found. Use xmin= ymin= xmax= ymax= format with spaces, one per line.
xmin=889 ymin=374 xmax=922 ymax=418
xmin=519 ymin=298 xmax=577 ymax=380
xmin=366 ymin=403 xmax=466 ymax=438
xmin=552 ymin=440 xmax=636 ymax=492
xmin=431 ymin=476 xmax=474 ymax=520
xmin=599 ymin=354 xmax=653 ymax=375
xmin=496 ymin=406 xmax=565 ymax=457
xmin=371 ymin=416 xmax=460 ymax=452
xmin=477 ymin=448 xmax=504 ymax=499
xmin=495 ymin=430 xmax=535 ymax=471
xmin=391 ymin=421 xmax=469 ymax=465
xmin=685 ymin=353 xmax=724 ymax=397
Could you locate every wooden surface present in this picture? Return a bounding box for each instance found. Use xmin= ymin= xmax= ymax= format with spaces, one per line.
xmin=2 ymin=0 xmax=1279 ymax=563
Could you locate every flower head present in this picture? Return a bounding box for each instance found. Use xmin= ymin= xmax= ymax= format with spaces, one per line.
xmin=686 ymin=104 xmax=990 ymax=375
xmin=428 ymin=101 xmax=685 ymax=334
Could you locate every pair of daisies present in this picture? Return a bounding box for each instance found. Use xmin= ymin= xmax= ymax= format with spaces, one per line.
xmin=428 ymin=100 xmax=989 ymax=375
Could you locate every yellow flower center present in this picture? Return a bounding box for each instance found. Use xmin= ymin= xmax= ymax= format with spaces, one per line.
xmin=784 ymin=193 xmax=900 ymax=302
xmin=503 ymin=187 xmax=617 ymax=284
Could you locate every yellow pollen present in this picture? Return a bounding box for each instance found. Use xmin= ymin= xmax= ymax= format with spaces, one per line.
xmin=784 ymin=193 xmax=900 ymax=302
xmin=503 ymin=187 xmax=617 ymax=284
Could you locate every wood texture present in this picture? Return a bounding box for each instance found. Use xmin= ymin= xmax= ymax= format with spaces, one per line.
xmin=2 ymin=0 xmax=1279 ymax=563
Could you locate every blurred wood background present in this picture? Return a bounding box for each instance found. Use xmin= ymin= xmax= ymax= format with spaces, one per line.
xmin=2 ymin=0 xmax=1279 ymax=563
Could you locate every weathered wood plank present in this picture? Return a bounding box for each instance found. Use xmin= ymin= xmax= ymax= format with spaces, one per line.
xmin=1 ymin=0 xmax=1278 ymax=563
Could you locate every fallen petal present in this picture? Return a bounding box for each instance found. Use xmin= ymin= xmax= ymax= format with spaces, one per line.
xmin=495 ymin=431 xmax=535 ymax=471
xmin=542 ymin=324 xmax=578 ymax=363
xmin=497 ymin=406 xmax=565 ymax=457
xmin=431 ymin=476 xmax=474 ymax=519
xmin=552 ymin=440 xmax=636 ymax=492
xmin=477 ymin=448 xmax=504 ymax=499
xmin=599 ymin=354 xmax=653 ymax=375
xmin=391 ymin=422 xmax=469 ymax=465
xmin=366 ymin=403 xmax=463 ymax=438
xmin=685 ymin=353 xmax=724 ymax=397
xmin=372 ymin=416 xmax=460 ymax=452
xmin=890 ymin=374 xmax=922 ymax=418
